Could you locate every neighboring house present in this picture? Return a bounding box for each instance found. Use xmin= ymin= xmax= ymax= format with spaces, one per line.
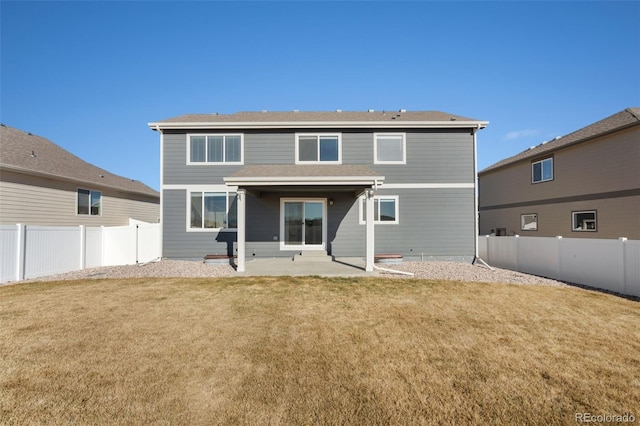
xmin=478 ymin=107 xmax=640 ymax=239
xmin=149 ymin=110 xmax=488 ymax=271
xmin=0 ymin=124 xmax=160 ymax=226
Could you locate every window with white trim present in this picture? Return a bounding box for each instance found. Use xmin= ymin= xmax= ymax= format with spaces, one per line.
xmin=295 ymin=134 xmax=341 ymax=164
xmin=521 ymin=213 xmax=538 ymax=231
xmin=189 ymin=191 xmax=237 ymax=231
xmin=188 ymin=134 xmax=243 ymax=164
xmin=374 ymin=133 xmax=406 ymax=164
xmin=572 ymin=210 xmax=596 ymax=232
xmin=359 ymin=195 xmax=399 ymax=224
xmin=77 ymin=189 xmax=101 ymax=216
xmin=532 ymin=157 xmax=553 ymax=183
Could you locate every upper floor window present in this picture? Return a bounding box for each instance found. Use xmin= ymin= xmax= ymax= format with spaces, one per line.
xmin=188 ymin=134 xmax=243 ymax=164
xmin=572 ymin=210 xmax=596 ymax=232
xmin=532 ymin=157 xmax=553 ymax=183
xmin=359 ymin=195 xmax=399 ymax=225
xmin=295 ymin=134 xmax=341 ymax=164
xmin=374 ymin=133 xmax=406 ymax=164
xmin=189 ymin=191 xmax=237 ymax=231
xmin=78 ymin=189 xmax=101 ymax=216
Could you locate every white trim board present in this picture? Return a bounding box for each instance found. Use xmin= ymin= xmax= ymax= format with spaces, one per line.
xmin=163 ymin=184 xmax=239 ymax=191
xmin=381 ymin=183 xmax=474 ymax=189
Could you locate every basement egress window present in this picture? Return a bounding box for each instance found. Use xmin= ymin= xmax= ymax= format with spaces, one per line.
xmin=572 ymin=210 xmax=597 ymax=232
xmin=521 ymin=213 xmax=538 ymax=231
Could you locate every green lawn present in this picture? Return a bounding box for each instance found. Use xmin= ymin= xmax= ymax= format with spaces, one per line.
xmin=1 ymin=277 xmax=638 ymax=425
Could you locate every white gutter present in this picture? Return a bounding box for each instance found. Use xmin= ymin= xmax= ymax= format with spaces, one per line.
xmin=148 ymin=120 xmax=489 ymax=131
xmin=224 ymin=176 xmax=385 ymax=186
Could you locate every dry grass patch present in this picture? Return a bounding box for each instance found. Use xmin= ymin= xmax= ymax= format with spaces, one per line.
xmin=1 ymin=277 xmax=639 ymax=424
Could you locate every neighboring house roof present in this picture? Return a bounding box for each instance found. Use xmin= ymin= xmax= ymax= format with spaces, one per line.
xmin=480 ymin=107 xmax=640 ymax=175
xmin=0 ymin=124 xmax=159 ymax=198
xmin=149 ymin=110 xmax=488 ymax=130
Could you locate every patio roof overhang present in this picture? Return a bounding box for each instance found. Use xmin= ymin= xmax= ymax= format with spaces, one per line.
xmin=229 ymin=165 xmax=383 ymax=274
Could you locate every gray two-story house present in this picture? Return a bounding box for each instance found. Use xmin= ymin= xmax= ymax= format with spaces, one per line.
xmin=149 ymin=110 xmax=488 ymax=272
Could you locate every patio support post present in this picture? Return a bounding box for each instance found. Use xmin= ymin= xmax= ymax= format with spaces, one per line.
xmin=236 ymin=189 xmax=246 ymax=272
xmin=365 ymin=188 xmax=375 ymax=272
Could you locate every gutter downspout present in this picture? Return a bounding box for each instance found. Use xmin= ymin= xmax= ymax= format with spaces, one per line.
xmin=472 ymin=124 xmax=494 ymax=271
xmin=156 ymin=125 xmax=164 ymax=260
xmin=473 ymin=125 xmax=479 ymax=260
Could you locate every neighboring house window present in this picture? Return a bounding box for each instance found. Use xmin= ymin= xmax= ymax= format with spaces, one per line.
xmin=359 ymin=195 xmax=399 ymax=225
xmin=572 ymin=210 xmax=597 ymax=232
xmin=77 ymin=189 xmax=101 ymax=216
xmin=188 ymin=134 xmax=243 ymax=164
xmin=189 ymin=191 xmax=237 ymax=231
xmin=532 ymin=157 xmax=553 ymax=183
xmin=521 ymin=213 xmax=538 ymax=231
xmin=295 ymin=134 xmax=341 ymax=164
xmin=374 ymin=133 xmax=406 ymax=164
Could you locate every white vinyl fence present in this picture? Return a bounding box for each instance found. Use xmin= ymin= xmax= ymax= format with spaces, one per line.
xmin=0 ymin=220 xmax=160 ymax=283
xmin=478 ymin=236 xmax=640 ymax=297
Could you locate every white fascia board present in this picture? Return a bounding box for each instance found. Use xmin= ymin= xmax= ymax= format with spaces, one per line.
xmin=223 ymin=175 xmax=385 ymax=186
xmin=148 ymin=121 xmax=489 ymax=130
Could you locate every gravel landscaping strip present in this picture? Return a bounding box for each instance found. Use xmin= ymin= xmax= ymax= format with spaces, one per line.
xmin=380 ymin=261 xmax=568 ymax=287
xmin=16 ymin=259 xmax=568 ymax=287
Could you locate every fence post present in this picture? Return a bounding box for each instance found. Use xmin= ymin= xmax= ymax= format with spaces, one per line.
xmin=514 ymin=235 xmax=520 ymax=272
xmin=16 ymin=224 xmax=26 ymax=282
xmin=619 ymin=237 xmax=627 ymax=295
xmin=79 ymin=225 xmax=86 ymax=270
xmin=555 ymin=236 xmax=563 ymax=280
xmin=101 ymin=226 xmax=105 ymax=267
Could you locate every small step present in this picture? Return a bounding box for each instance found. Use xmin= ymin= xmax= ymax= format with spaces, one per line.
xmin=293 ymin=250 xmax=332 ymax=262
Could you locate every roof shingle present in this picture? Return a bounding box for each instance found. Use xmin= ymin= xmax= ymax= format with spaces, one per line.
xmin=0 ymin=124 xmax=159 ymax=197
xmin=480 ymin=107 xmax=640 ymax=175
xmin=152 ymin=110 xmax=484 ymax=124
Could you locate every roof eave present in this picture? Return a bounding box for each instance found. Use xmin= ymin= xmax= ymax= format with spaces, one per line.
xmin=0 ymin=163 xmax=159 ymax=199
xmin=149 ymin=120 xmax=488 ymax=131
xmin=479 ymin=120 xmax=640 ymax=176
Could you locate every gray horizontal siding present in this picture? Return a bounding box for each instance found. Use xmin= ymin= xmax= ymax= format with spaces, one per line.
xmin=0 ymin=170 xmax=159 ymax=226
xmin=162 ymin=189 xmax=235 ymax=259
xmin=163 ymin=129 xmax=474 ymax=185
xmin=331 ymin=188 xmax=475 ymax=257
xmin=162 ymin=127 xmax=476 ymax=260
xmin=163 ymin=188 xmax=475 ymax=260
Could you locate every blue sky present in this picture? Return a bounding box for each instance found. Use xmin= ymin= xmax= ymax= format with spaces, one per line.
xmin=2 ymin=1 xmax=639 ymax=191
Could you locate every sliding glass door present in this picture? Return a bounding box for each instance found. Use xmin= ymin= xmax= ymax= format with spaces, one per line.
xmin=281 ymin=199 xmax=326 ymax=249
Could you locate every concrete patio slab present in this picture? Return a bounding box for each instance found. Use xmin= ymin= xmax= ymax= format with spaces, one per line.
xmin=236 ymin=257 xmax=380 ymax=277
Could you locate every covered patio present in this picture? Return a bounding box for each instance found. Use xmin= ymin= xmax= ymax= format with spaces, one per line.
xmin=223 ymin=165 xmax=385 ymax=273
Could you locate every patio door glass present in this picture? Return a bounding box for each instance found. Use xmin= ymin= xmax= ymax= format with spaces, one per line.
xmin=304 ymin=202 xmax=323 ymax=246
xmin=284 ymin=202 xmax=303 ymax=245
xmin=283 ymin=200 xmax=325 ymax=248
